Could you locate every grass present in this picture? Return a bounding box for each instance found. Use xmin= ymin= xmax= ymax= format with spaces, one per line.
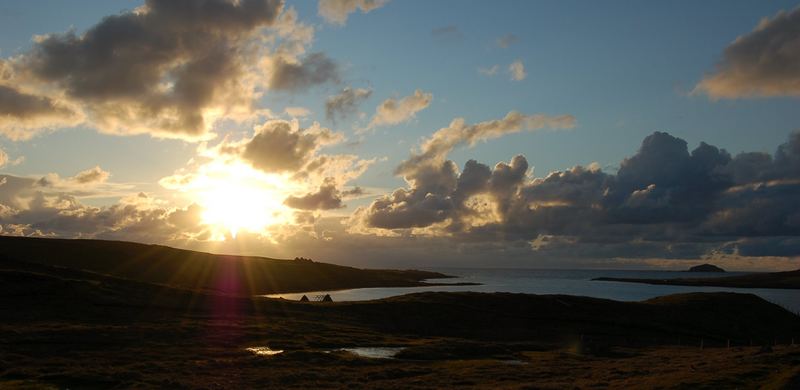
xmin=1 ymin=236 xmax=799 ymax=388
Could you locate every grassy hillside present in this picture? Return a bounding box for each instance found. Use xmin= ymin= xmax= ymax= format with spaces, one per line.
xmin=1 ymin=237 xmax=799 ymax=388
xmin=0 ymin=236 xmax=453 ymax=295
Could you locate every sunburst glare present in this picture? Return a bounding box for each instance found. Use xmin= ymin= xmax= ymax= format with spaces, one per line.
xmin=186 ymin=161 xmax=295 ymax=239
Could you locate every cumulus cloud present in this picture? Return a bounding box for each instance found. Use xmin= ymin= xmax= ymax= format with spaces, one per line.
xmin=318 ymin=0 xmax=388 ymax=25
xmin=509 ymin=60 xmax=526 ymax=81
xmin=352 ymin=111 xmax=575 ymax=231
xmin=70 ymin=166 xmax=110 ymax=185
xmin=496 ymin=34 xmax=518 ymax=48
xmin=350 ymin=121 xmax=800 ymax=261
xmin=695 ymin=7 xmax=800 ymax=98
xmin=365 ymin=89 xmax=432 ymax=131
xmin=0 ymin=84 xmax=83 ymax=140
xmin=0 ymin=0 xmax=346 ymax=141
xmin=234 ymin=120 xmax=343 ymax=174
xmin=0 ymin=171 xmax=209 ymax=242
xmin=284 ymin=177 xmax=344 ymax=210
xmin=325 ymin=87 xmax=372 ymax=122
xmin=269 ymin=52 xmax=340 ymax=92
xmin=0 ymin=148 xmax=7 ymax=168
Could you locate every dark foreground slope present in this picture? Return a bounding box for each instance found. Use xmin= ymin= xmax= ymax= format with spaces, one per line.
xmin=1 ymin=244 xmax=800 ymax=389
xmin=594 ymin=268 xmax=800 ymax=289
xmin=0 ymin=236 xmax=460 ymax=295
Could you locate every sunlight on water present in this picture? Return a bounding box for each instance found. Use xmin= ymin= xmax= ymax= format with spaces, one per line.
xmin=246 ymin=347 xmax=284 ymax=356
xmin=340 ymin=347 xmax=404 ymax=359
xmin=264 ymin=269 xmax=800 ymax=313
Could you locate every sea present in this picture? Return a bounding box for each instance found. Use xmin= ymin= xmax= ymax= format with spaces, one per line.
xmin=266 ymin=268 xmax=800 ymax=313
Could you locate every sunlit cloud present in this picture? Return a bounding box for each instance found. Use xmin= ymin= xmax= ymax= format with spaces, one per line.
xmin=363 ymin=89 xmax=432 ymax=132
xmin=695 ymin=7 xmax=800 ymax=99
xmin=509 ymin=60 xmax=527 ymax=81
xmin=318 ymin=0 xmax=389 ymax=26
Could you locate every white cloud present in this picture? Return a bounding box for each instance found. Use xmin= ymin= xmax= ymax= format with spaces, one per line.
xmin=509 ymin=60 xmax=527 ymax=81
xmin=318 ymin=0 xmax=389 ymax=26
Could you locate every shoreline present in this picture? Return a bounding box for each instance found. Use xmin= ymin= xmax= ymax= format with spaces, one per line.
xmin=593 ymin=269 xmax=800 ymax=290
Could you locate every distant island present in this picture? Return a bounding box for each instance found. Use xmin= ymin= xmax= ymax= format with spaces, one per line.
xmin=594 ymin=268 xmax=800 ymax=289
xmin=687 ymin=263 xmax=725 ymax=272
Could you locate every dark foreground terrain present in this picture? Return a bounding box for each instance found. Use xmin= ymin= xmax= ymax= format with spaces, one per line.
xmin=1 ymin=237 xmax=799 ymax=389
xmin=0 ymin=236 xmax=468 ymax=295
xmin=594 ymin=268 xmax=800 ymax=290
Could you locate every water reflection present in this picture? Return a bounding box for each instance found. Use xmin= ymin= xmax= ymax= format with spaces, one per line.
xmin=339 ymin=347 xmax=404 ymax=359
xmin=264 ymin=268 xmax=800 ymax=313
xmin=246 ymin=346 xmax=284 ymax=356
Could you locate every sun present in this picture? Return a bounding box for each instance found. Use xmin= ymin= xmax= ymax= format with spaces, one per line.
xmin=189 ymin=161 xmax=294 ymax=239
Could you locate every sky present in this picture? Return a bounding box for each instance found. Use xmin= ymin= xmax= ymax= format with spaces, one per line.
xmin=0 ymin=0 xmax=799 ymax=270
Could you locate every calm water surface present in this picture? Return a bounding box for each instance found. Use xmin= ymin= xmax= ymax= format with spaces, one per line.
xmin=266 ymin=268 xmax=800 ymax=313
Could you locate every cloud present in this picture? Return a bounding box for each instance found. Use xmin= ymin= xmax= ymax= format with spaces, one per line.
xmin=284 ymin=106 xmax=311 ymax=118
xmin=325 ymin=87 xmax=372 ymax=122
xmin=4 ymin=130 xmax=800 ymax=267
xmin=269 ymin=52 xmax=340 ymax=92
xmin=0 ymin=85 xmax=83 ymax=140
xmin=695 ymin=7 xmax=800 ymax=98
xmin=285 ymin=177 xmax=344 ymax=210
xmin=365 ymin=89 xmax=432 ymax=131
xmin=70 ymin=166 xmax=110 ymax=185
xmin=0 ymin=148 xmax=6 ymax=168
xmin=352 ymin=111 xmax=575 ymax=231
xmin=496 ymin=34 xmax=518 ymax=48
xmin=509 ymin=60 xmax=526 ymax=81
xmin=0 ymin=0 xmax=312 ymax=141
xmin=234 ymin=120 xmax=343 ymax=174
xmin=318 ymin=0 xmax=388 ymax=25
xmin=349 ymin=122 xmax=800 ymax=261
xmin=396 ymin=111 xmax=576 ymax=176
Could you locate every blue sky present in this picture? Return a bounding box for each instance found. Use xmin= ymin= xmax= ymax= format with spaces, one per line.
xmin=0 ymin=1 xmax=799 ymax=269
xmin=2 ymin=1 xmax=798 ymax=185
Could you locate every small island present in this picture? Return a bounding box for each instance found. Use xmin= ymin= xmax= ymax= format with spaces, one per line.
xmin=687 ymin=263 xmax=725 ymax=273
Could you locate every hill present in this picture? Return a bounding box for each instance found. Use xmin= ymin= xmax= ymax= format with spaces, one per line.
xmin=1 ymin=237 xmax=799 ymax=388
xmin=687 ymin=263 xmax=725 ymax=272
xmin=0 ymin=236 xmax=461 ymax=295
xmin=593 ymin=269 xmax=800 ymax=289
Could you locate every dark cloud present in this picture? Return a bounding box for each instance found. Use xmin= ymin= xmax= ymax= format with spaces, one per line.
xmin=325 ymin=87 xmax=372 ymax=122
xmin=353 ymin=126 xmax=800 ymax=259
xmin=0 ymin=85 xmax=81 ymax=139
xmin=342 ymin=186 xmax=366 ymax=197
xmin=238 ymin=120 xmax=341 ymax=173
xmin=696 ymin=7 xmax=800 ymax=98
xmin=270 ymin=52 xmax=340 ymax=92
xmin=1 ymin=0 xmax=287 ymax=140
xmin=285 ymin=177 xmax=344 ymax=210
